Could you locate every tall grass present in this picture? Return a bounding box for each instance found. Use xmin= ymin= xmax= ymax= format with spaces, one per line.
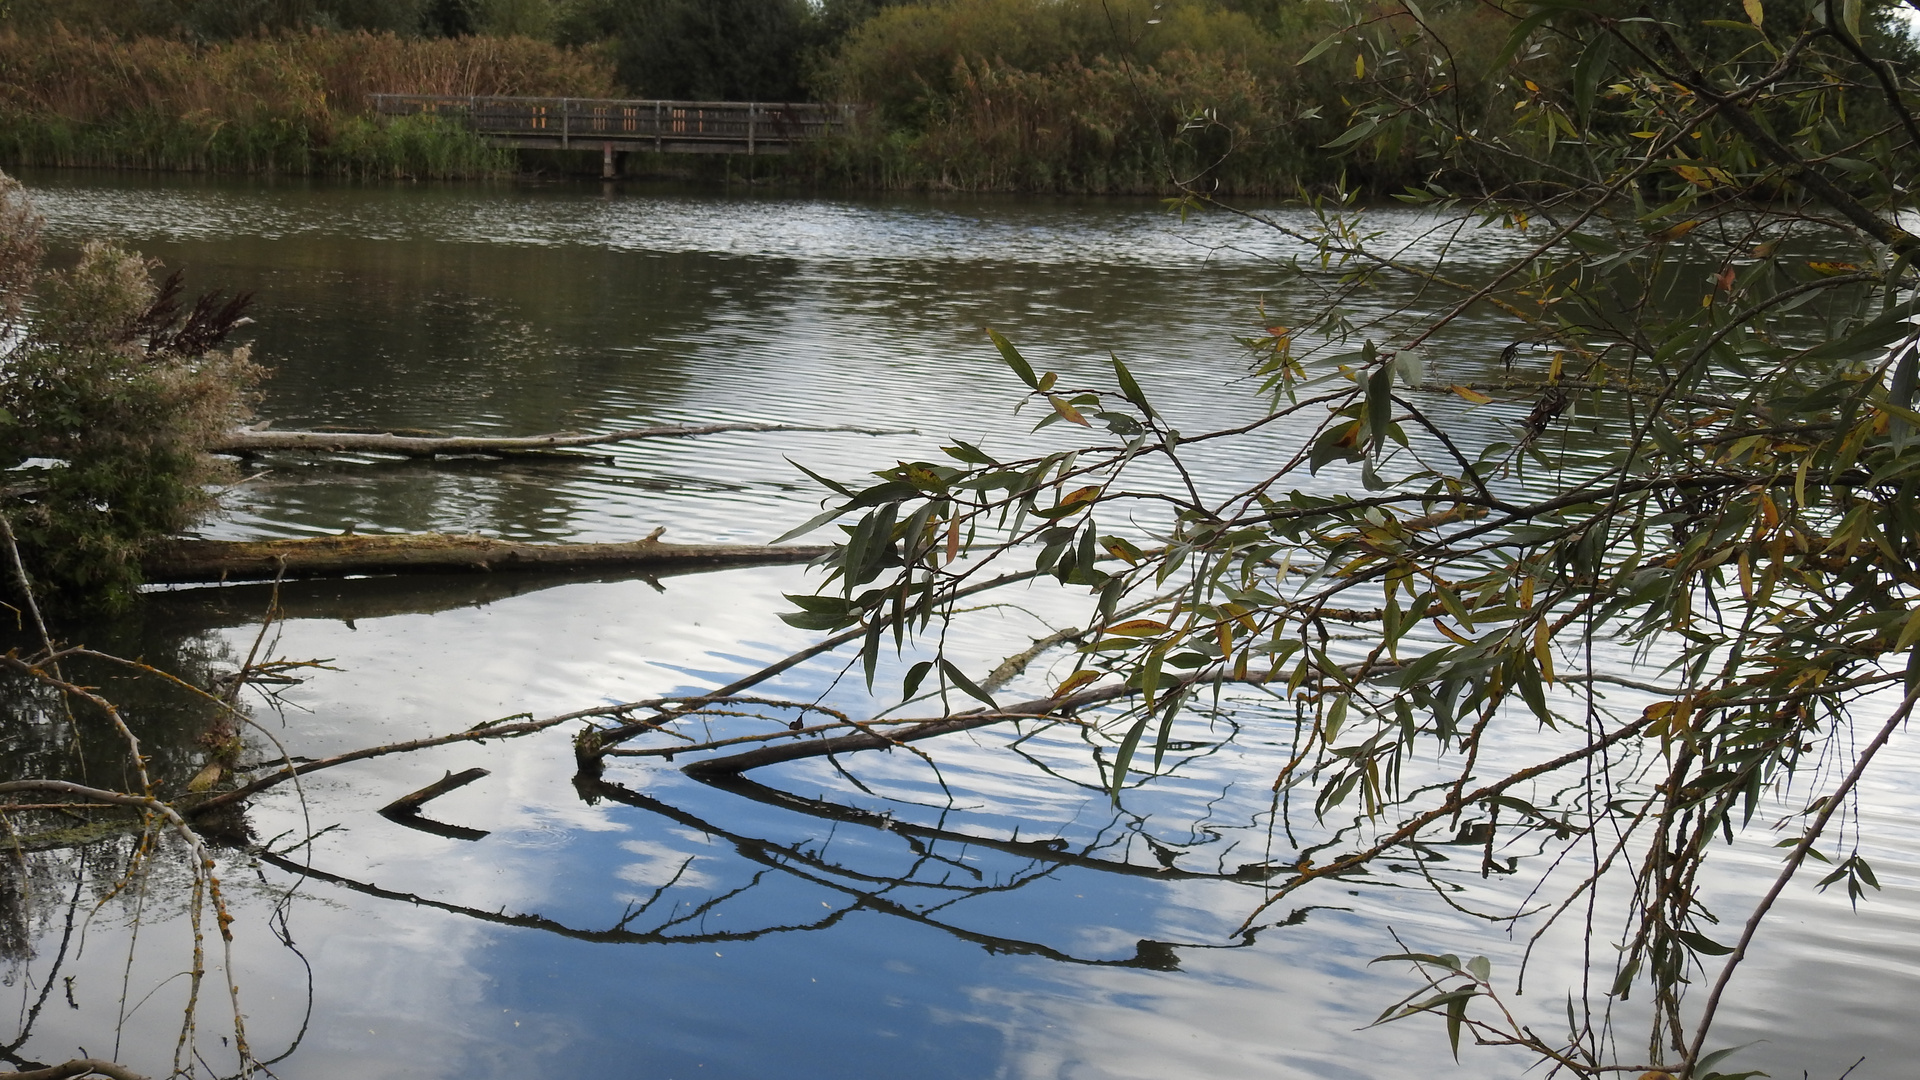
xmin=805 ymin=0 xmax=1537 ymax=195
xmin=0 ymin=28 xmax=615 ymax=176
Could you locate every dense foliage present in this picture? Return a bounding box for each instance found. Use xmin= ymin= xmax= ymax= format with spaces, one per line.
xmin=2 ymin=0 xmax=1915 ymax=190
xmin=0 ymin=172 xmax=257 ymax=607
xmin=0 ymin=27 xmax=612 ymax=174
xmin=774 ymin=0 xmax=1920 ymax=1073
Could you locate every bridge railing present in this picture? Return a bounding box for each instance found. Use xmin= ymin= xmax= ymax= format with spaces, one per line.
xmin=370 ymin=95 xmax=858 ymax=150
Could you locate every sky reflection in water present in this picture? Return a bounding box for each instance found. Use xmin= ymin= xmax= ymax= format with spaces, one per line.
xmin=4 ymin=171 xmax=1917 ymax=1080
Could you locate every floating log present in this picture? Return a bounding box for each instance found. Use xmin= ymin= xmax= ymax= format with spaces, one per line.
xmin=140 ymin=532 xmax=830 ymax=584
xmin=142 ymin=564 xmax=732 ymax=629
xmin=210 ymin=421 xmax=907 ymax=458
xmin=0 ymin=1058 xmax=150 ymax=1080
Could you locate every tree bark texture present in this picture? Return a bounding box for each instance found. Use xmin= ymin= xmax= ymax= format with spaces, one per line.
xmin=141 ymin=533 xmax=830 ymax=584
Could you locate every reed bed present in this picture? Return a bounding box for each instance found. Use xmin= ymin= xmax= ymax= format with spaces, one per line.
xmin=800 ymin=0 xmax=1532 ymax=195
xmin=0 ymin=28 xmax=616 ymax=177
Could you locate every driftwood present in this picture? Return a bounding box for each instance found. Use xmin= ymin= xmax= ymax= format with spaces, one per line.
xmin=140 ymin=531 xmax=830 ymax=584
xmin=378 ymin=767 xmax=492 ymax=841
xmin=379 ymin=767 xmax=489 ymax=816
xmin=210 ymin=421 xmax=909 ymax=458
xmin=0 ymin=1059 xmax=149 ymax=1080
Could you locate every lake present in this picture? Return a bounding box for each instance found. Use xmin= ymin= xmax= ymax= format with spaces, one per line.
xmin=4 ymin=170 xmax=1916 ymax=1080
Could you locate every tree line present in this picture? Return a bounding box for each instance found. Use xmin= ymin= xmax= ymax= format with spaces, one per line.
xmin=4 ymin=0 xmax=1914 ymax=192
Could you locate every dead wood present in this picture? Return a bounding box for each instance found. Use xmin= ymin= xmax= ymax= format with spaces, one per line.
xmin=0 ymin=1059 xmax=149 ymax=1080
xmin=142 ymin=563 xmax=746 ymax=629
xmin=211 ymin=421 xmax=910 ymax=458
xmin=140 ymin=532 xmax=830 ymax=584
xmin=673 ymin=683 xmax=1139 ymax=778
xmin=379 ymin=767 xmax=489 ymax=816
xmin=378 ymin=767 xmax=492 ymax=840
xmin=190 ymin=701 xmax=634 ymax=815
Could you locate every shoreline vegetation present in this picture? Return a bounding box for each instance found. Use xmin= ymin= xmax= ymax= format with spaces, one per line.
xmin=0 ymin=1 xmax=1531 ymax=194
xmin=4 ymin=2 xmax=1915 ymax=195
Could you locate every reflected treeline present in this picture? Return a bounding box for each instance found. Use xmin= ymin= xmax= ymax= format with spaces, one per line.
xmin=67 ymin=231 xmax=821 ymax=542
xmin=0 ymin=616 xmax=240 ymax=801
xmin=143 ymin=237 xmax=810 ymax=436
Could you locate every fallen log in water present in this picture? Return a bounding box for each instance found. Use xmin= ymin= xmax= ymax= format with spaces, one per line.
xmin=141 ymin=532 xmax=830 ymax=584
xmin=210 ymin=421 xmax=908 ymax=457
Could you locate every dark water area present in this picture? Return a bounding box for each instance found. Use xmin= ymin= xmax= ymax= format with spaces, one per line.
xmin=2 ymin=170 xmax=1917 ymax=1080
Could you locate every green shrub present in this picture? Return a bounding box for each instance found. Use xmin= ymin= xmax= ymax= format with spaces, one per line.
xmin=0 ymin=172 xmax=259 ymax=609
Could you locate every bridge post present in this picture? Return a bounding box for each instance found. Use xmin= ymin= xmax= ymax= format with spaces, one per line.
xmin=748 ymin=103 xmax=757 ymax=156
xmin=602 ymin=142 xmax=615 ymax=178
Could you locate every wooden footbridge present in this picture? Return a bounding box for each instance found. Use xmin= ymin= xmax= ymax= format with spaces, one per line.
xmin=372 ymin=94 xmax=857 ymax=173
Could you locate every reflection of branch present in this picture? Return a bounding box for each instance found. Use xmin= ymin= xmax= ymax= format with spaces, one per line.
xmin=579 ymin=777 xmax=1233 ymax=969
xmin=695 ymin=773 xmax=1286 ymax=885
xmin=0 ymin=781 xmax=248 ymax=1069
xmin=582 ymin=569 xmax=1048 ymax=752
xmin=0 ymin=874 xmax=85 ymax=1066
xmin=195 ymin=703 xmax=617 ymax=814
xmin=258 ymin=754 xmax=1289 ymax=974
xmin=377 ymin=768 xmax=493 ymax=841
xmin=253 ymin=847 xmax=848 ymax=946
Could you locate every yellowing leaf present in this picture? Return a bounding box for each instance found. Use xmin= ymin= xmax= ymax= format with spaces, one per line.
xmin=1220 ymin=601 xmax=1258 ymax=633
xmin=1053 ymin=669 xmax=1101 ymax=698
xmin=1049 ymin=395 xmax=1091 ymax=426
xmin=1649 ymin=219 xmax=1701 ymax=242
xmin=1450 ymin=385 xmax=1493 ymax=404
xmin=1057 ymin=485 xmax=1101 ymax=509
xmin=902 ymin=464 xmax=945 ymax=490
xmin=1102 ymin=536 xmax=1144 ymax=564
xmin=1807 ymin=260 xmax=1860 ymax=276
xmin=1743 ymin=0 xmax=1763 ymax=27
xmin=1354 ymin=53 xmax=1365 ymax=78
xmin=1108 ymin=619 xmax=1171 ymax=637
xmin=1673 ymin=164 xmax=1714 ymax=187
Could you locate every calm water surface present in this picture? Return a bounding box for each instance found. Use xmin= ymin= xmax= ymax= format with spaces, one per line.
xmin=4 ymin=170 xmax=1917 ymax=1080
